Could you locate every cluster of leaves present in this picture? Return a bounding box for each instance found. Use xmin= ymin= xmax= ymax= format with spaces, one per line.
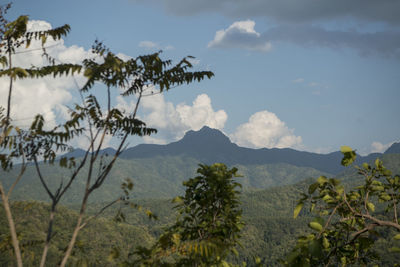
xmin=131 ymin=163 xmax=245 ymax=266
xmin=283 ymin=146 xmax=400 ymax=266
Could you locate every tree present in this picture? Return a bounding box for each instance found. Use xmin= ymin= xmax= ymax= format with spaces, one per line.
xmin=282 ymin=146 xmax=400 ymax=266
xmin=132 ymin=163 xmax=244 ymax=266
xmin=0 ymin=10 xmax=214 ymax=266
xmin=0 ymin=5 xmax=77 ymax=267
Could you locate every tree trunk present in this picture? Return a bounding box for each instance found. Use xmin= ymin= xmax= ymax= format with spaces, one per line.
xmin=39 ymin=203 xmax=56 ymax=267
xmin=0 ymin=183 xmax=23 ymax=267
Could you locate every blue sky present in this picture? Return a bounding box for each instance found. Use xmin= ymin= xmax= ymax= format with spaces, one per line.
xmin=5 ymin=0 xmax=400 ymax=154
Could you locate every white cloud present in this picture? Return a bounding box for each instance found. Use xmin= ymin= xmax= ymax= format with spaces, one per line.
xmin=120 ymin=93 xmax=227 ymax=144
xmin=292 ymin=78 xmax=304 ymax=83
xmin=208 ymin=20 xmax=272 ymax=52
xmin=230 ymin=110 xmax=302 ymax=149
xmin=139 ymin=41 xmax=176 ymax=51
xmin=370 ymin=141 xmax=394 ymax=153
xmin=139 ymin=41 xmax=159 ymax=49
xmin=0 ymin=20 xmax=93 ymax=129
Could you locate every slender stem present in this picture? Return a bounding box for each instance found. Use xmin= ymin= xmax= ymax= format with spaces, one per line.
xmin=79 ymin=198 xmax=121 ymax=230
xmin=34 ymin=157 xmax=55 ymax=200
xmin=107 ymin=85 xmax=111 ymax=113
xmin=317 ymin=202 xmax=342 ymax=239
xmin=60 ymin=90 xmax=143 ymax=267
xmin=0 ymin=183 xmax=23 ymax=267
xmin=59 ymin=212 xmax=85 ymax=267
xmin=392 ymin=191 xmax=398 ymax=223
xmin=7 ymin=156 xmax=26 ymax=198
xmin=357 ymin=213 xmax=400 ymax=231
xmin=39 ymin=203 xmax=56 ymax=267
xmin=60 ymin=130 xmax=100 ymax=267
xmin=6 ymin=38 xmax=12 ymax=124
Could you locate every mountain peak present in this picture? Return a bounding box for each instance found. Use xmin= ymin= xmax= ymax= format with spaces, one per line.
xmin=385 ymin=142 xmax=400 ymax=154
xmin=180 ymin=126 xmax=232 ymax=145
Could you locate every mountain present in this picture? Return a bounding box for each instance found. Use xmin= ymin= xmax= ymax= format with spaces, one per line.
xmin=385 ymin=142 xmax=400 ymax=154
xmin=6 ymin=126 xmax=398 ymax=204
xmin=114 ymin=126 xmax=386 ymax=175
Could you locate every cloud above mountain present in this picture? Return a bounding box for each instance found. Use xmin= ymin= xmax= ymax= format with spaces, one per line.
xmin=370 ymin=141 xmax=395 ymax=153
xmin=117 ymin=93 xmax=227 ymax=144
xmin=230 ymin=110 xmax=303 ymax=149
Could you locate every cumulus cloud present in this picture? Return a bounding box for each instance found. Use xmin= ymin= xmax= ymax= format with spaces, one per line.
xmin=131 ymin=0 xmax=400 ymax=25
xmin=370 ymin=141 xmax=394 ymax=153
xmin=0 ymin=20 xmax=93 ymax=129
xmin=208 ymin=20 xmax=272 ymax=52
xmin=230 ymin=110 xmax=302 ymax=149
xmin=118 ymin=93 xmax=227 ymax=144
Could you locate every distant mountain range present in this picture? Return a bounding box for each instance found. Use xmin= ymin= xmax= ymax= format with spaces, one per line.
xmin=4 ymin=126 xmax=398 ymax=203
xmin=65 ymin=126 xmax=399 ymax=175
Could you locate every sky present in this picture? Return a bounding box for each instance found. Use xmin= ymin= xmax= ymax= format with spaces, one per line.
xmin=2 ymin=0 xmax=400 ymax=155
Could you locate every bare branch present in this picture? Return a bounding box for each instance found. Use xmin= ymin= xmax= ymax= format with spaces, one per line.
xmin=79 ymin=198 xmax=121 ymax=230
xmin=7 ymin=153 xmax=26 ymax=198
xmin=34 ymin=157 xmax=55 ymax=201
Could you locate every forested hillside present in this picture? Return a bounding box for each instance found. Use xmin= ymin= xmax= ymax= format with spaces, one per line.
xmin=2 ymin=154 xmax=398 ymax=265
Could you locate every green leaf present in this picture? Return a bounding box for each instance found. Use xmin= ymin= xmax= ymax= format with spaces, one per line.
xmin=317 ymin=176 xmax=328 ymax=185
xmin=340 ymin=145 xmax=353 ymax=153
xmin=322 ymin=194 xmax=332 ymax=202
xmin=322 ymin=237 xmax=330 ymax=249
xmin=367 ymin=202 xmax=375 ymax=212
xmin=341 ymin=146 xmax=357 ymax=166
xmin=59 ymin=157 xmax=67 ymax=167
xmin=309 ymin=222 xmax=323 ymax=232
xmin=294 ymin=202 xmax=304 ymax=218
xmin=389 ymin=247 xmax=400 ymax=253
xmin=394 ymin=234 xmax=400 ymax=240
xmin=375 ymin=158 xmax=382 ymax=168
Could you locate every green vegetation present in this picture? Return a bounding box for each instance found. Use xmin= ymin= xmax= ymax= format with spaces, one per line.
xmin=132 ymin=163 xmax=244 ymax=266
xmin=2 ymin=156 xmax=330 ymax=203
xmin=1 ymin=5 xmax=400 ymax=267
xmin=0 ymin=201 xmax=154 ymax=266
xmin=1 ymin=154 xmax=400 ymax=266
xmin=283 ymin=148 xmax=400 ymax=266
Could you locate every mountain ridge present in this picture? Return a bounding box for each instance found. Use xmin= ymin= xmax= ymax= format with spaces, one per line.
xmin=64 ymin=126 xmax=397 ymax=175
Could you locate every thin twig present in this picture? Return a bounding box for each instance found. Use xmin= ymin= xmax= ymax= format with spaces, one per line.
xmin=79 ymin=198 xmax=121 ymax=230
xmin=34 ymin=157 xmax=55 ymax=200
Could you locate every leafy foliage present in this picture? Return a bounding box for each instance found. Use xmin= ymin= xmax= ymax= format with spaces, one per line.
xmin=283 ymin=147 xmax=400 ymax=266
xmin=132 ymin=163 xmax=244 ymax=266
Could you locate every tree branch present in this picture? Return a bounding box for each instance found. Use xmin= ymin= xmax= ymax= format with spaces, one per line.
xmin=34 ymin=157 xmax=55 ymax=201
xmin=79 ymin=198 xmax=121 ymax=230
